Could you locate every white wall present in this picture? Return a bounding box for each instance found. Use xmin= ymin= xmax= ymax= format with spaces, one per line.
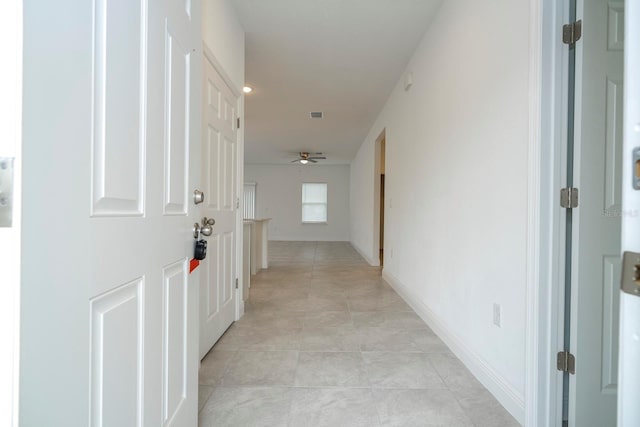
xmin=202 ymin=0 xmax=245 ymax=92
xmin=350 ymin=0 xmax=528 ymax=422
xmin=245 ymin=164 xmax=350 ymax=241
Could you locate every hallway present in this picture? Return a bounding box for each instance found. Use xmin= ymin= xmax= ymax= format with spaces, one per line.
xmin=198 ymin=242 xmax=519 ymax=426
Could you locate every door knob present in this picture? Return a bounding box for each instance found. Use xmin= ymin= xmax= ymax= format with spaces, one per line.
xmin=200 ymin=217 xmax=215 ymax=237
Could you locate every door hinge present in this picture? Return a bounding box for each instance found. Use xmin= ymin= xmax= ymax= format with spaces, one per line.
xmin=237 ymin=118 xmax=240 ymax=129
xmin=563 ymin=20 xmax=582 ymax=45
xmin=236 ymin=197 xmax=240 ymax=209
xmin=235 ymin=278 xmax=239 ymax=289
xmin=557 ymin=351 xmax=576 ymax=374
xmin=560 ymin=187 xmax=579 ymax=208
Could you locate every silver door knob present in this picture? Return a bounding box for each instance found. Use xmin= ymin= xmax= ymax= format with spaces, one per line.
xmin=193 ymin=189 xmax=205 ymax=205
xmin=200 ymin=217 xmax=215 ymax=237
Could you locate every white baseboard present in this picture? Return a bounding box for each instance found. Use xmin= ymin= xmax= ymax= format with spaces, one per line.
xmin=268 ymin=237 xmax=350 ymax=242
xmin=382 ymin=270 xmax=525 ymax=425
xmin=350 ymin=241 xmax=380 ymax=266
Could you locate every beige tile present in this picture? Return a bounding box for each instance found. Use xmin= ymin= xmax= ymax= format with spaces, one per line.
xmin=306 ymin=295 xmax=349 ymax=312
xmin=198 ymin=387 xmax=291 ymax=427
xmin=289 ymin=388 xmax=380 ymax=427
xmin=428 ymin=353 xmax=486 ymax=393
xmin=221 ymin=351 xmax=298 ymax=386
xmin=199 ymin=350 xmax=235 ymax=386
xmin=198 ymin=242 xmax=517 ymax=427
xmin=456 ymin=389 xmax=521 ymax=427
xmin=304 ymin=311 xmax=353 ymax=328
xmin=373 ymin=388 xmax=473 ymax=426
xmin=351 ymin=312 xmax=428 ymax=329
xmin=348 ymin=294 xmax=412 ymax=312
xmin=198 ymin=385 xmax=214 ymax=412
xmin=212 ymin=328 xmax=300 ymax=351
xmin=298 ymin=326 xmax=361 ymax=351
xmin=295 ymin=352 xmax=369 ymax=387
xmin=362 ymin=352 xmax=446 ymax=389
xmin=233 ymin=311 xmax=305 ymax=331
xmin=359 ymin=328 xmax=450 ymax=352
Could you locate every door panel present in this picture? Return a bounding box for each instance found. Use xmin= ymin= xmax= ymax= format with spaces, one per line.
xmin=162 ymin=260 xmax=189 ymax=424
xmin=90 ymin=279 xmax=143 ymax=427
xmin=91 ymin=0 xmax=145 ymax=216
xmin=163 ymin=25 xmax=191 ymax=215
xmin=200 ymin=54 xmax=238 ymax=358
xmin=571 ymin=0 xmax=623 ymax=425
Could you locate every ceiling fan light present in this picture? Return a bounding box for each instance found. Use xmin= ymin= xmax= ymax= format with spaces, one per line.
xmin=300 ymin=159 xmax=309 ymax=164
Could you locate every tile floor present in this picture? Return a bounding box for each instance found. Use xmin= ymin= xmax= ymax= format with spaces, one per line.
xmin=198 ymin=241 xmax=520 ymax=427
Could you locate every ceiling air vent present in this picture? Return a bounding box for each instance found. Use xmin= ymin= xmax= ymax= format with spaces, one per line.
xmin=310 ymin=111 xmax=323 ymax=119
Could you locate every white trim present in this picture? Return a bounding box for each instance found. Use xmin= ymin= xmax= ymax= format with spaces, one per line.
xmin=383 ymin=270 xmax=525 ymax=425
xmin=0 ymin=1 xmax=22 ymax=426
xmin=525 ymin=1 xmax=543 ymax=423
xmin=618 ymin=1 xmax=640 ymax=425
xmin=372 ymin=129 xmax=385 ymax=265
xmin=527 ymin=0 xmax=572 ymax=426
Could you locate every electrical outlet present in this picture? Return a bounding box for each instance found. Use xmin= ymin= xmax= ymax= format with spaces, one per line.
xmin=493 ymin=303 xmax=501 ymax=327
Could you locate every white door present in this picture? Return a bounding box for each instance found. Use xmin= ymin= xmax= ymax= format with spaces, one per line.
xmin=618 ymin=1 xmax=640 ymax=425
xmin=199 ymin=51 xmax=239 ymax=358
xmin=570 ymin=0 xmax=623 ymax=425
xmin=20 ymin=0 xmax=201 ymax=425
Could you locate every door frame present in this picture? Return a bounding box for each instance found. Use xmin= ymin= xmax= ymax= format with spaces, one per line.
xmin=372 ymin=129 xmax=386 ymax=268
xmin=526 ymin=0 xmax=637 ymax=425
xmin=526 ymin=0 xmax=573 ymax=425
xmin=202 ymin=42 xmax=245 ymax=320
xmin=0 ymin=1 xmax=22 ymax=425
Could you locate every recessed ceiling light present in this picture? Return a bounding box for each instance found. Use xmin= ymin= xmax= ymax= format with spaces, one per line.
xmin=243 ymin=86 xmax=253 ymax=94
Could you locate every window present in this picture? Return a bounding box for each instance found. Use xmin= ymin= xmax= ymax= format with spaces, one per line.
xmin=243 ymin=182 xmax=256 ymax=219
xmin=302 ymin=183 xmax=327 ymax=223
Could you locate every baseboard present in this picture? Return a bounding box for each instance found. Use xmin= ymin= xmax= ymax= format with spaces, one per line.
xmin=268 ymin=237 xmax=351 ymax=242
xmin=350 ymin=241 xmax=380 ymax=266
xmin=382 ymin=270 xmax=525 ymax=425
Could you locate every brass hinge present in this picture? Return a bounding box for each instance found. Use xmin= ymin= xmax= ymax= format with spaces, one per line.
xmin=235 ymin=278 xmax=239 ymax=289
xmin=237 ymin=118 xmax=240 ymax=129
xmin=563 ymin=20 xmax=582 ymax=45
xmin=560 ymin=187 xmax=579 ymax=208
xmin=557 ymin=351 xmax=575 ymax=374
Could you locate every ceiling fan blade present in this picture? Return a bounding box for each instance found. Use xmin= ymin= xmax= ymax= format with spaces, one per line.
xmin=291 ymin=159 xmax=300 ymax=163
xmin=308 ymin=156 xmax=326 ymax=160
xmin=309 ymin=159 xmax=318 ymax=163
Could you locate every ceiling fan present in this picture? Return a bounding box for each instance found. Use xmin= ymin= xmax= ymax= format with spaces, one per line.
xmin=291 ymin=152 xmax=326 ymax=164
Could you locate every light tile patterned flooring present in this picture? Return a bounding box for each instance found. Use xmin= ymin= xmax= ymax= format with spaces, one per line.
xmin=198 ymin=241 xmax=519 ymax=427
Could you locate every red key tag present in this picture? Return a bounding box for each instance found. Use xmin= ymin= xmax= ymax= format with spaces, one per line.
xmin=189 ymin=258 xmax=200 ymax=273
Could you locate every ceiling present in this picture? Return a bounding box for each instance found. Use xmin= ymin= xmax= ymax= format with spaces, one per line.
xmin=231 ymin=0 xmax=443 ymax=165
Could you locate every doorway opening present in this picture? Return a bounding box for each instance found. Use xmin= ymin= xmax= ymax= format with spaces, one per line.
xmin=374 ymin=129 xmax=386 ymax=267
